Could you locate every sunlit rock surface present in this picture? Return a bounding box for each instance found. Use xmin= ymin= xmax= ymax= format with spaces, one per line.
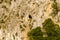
xmin=0 ymin=0 xmax=60 ymax=40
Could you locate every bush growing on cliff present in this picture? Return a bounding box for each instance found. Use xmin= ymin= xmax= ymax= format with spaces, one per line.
xmin=28 ymin=18 xmax=60 ymax=40
xmin=28 ymin=27 xmax=43 ymax=40
xmin=43 ymin=18 xmax=60 ymax=40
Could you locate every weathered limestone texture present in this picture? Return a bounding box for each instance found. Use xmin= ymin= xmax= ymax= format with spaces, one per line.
xmin=0 ymin=0 xmax=60 ymax=40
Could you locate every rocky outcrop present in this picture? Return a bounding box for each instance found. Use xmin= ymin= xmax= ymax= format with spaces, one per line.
xmin=0 ymin=0 xmax=60 ymax=40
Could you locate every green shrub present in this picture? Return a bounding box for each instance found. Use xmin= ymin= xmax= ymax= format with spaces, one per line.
xmin=28 ymin=27 xmax=43 ymax=40
xmin=28 ymin=18 xmax=60 ymax=40
xmin=43 ymin=18 xmax=60 ymax=40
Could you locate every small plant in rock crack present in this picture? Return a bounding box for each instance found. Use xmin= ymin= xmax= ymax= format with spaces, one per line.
xmin=50 ymin=0 xmax=58 ymax=17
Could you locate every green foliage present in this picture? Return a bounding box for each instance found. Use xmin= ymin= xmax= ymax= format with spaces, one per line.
xmin=46 ymin=37 xmax=57 ymax=40
xmin=28 ymin=27 xmax=43 ymax=40
xmin=28 ymin=18 xmax=60 ymax=40
xmin=43 ymin=18 xmax=60 ymax=40
xmin=43 ymin=18 xmax=57 ymax=37
xmin=51 ymin=0 xmax=58 ymax=17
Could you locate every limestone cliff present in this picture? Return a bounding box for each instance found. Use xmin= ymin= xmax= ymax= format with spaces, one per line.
xmin=0 ymin=0 xmax=60 ymax=40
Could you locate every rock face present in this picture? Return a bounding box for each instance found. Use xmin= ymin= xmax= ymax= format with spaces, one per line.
xmin=0 ymin=0 xmax=60 ymax=40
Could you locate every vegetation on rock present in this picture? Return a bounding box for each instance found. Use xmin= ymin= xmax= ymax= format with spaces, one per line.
xmin=51 ymin=0 xmax=58 ymax=17
xmin=28 ymin=18 xmax=60 ymax=40
xmin=28 ymin=27 xmax=43 ymax=40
